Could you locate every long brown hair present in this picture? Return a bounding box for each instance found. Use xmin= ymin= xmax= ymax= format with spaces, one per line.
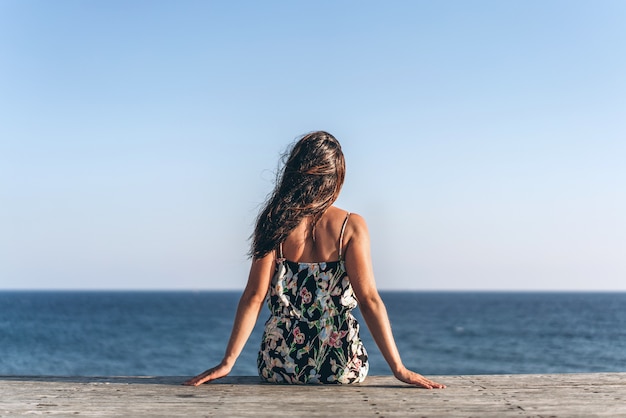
xmin=251 ymin=131 xmax=346 ymax=259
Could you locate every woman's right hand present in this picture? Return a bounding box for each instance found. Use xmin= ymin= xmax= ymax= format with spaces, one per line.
xmin=393 ymin=366 xmax=446 ymax=389
xmin=182 ymin=362 xmax=232 ymax=386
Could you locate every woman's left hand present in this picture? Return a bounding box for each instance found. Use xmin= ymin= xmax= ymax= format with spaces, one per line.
xmin=182 ymin=363 xmax=232 ymax=386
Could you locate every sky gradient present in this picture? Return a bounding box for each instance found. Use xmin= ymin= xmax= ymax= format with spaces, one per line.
xmin=1 ymin=1 xmax=625 ymax=290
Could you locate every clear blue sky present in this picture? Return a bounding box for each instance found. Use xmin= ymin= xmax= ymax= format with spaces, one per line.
xmin=1 ymin=1 xmax=624 ymax=290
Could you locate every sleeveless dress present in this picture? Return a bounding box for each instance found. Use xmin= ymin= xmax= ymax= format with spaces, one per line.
xmin=257 ymin=213 xmax=369 ymax=384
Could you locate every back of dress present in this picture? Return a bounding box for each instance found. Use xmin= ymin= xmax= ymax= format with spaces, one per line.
xmin=257 ymin=213 xmax=369 ymax=384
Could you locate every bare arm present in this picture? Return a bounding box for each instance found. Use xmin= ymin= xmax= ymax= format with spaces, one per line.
xmin=344 ymin=214 xmax=445 ymax=389
xmin=183 ymin=253 xmax=274 ymax=386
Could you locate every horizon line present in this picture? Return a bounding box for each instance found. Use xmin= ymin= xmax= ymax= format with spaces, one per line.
xmin=2 ymin=288 xmax=626 ymax=293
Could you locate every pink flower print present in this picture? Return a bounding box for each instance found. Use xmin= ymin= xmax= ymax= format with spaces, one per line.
xmin=292 ymin=326 xmax=305 ymax=345
xmin=299 ymin=288 xmax=312 ymax=304
xmin=328 ymin=330 xmax=348 ymax=348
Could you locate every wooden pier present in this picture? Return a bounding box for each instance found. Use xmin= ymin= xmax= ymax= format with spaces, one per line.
xmin=1 ymin=373 xmax=625 ymax=417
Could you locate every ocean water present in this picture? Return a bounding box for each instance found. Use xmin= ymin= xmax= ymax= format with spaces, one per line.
xmin=1 ymin=291 xmax=625 ymax=377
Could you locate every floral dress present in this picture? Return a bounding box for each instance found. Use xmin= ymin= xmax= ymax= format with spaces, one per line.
xmin=257 ymin=214 xmax=369 ymax=384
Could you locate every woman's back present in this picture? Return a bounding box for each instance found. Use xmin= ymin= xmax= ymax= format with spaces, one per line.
xmin=280 ymin=206 xmax=350 ymax=264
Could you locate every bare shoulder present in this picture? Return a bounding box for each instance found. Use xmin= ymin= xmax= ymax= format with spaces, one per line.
xmin=324 ymin=207 xmax=370 ymax=243
xmin=342 ymin=211 xmax=370 ymax=245
xmin=326 ymin=207 xmax=365 ymax=227
xmin=346 ymin=212 xmax=367 ymax=229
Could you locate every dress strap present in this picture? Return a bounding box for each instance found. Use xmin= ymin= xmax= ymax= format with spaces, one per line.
xmin=338 ymin=212 xmax=351 ymax=260
xmin=278 ymin=242 xmax=284 ymax=259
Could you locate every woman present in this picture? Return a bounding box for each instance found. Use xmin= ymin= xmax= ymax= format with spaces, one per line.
xmin=184 ymin=131 xmax=445 ymax=388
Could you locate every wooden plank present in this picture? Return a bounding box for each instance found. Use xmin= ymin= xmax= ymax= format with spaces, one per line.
xmin=1 ymin=374 xmax=625 ymax=417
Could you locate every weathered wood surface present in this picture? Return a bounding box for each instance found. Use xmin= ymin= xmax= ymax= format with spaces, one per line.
xmin=1 ymin=373 xmax=625 ymax=417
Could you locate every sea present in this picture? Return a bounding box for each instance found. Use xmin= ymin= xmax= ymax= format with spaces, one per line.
xmin=1 ymin=291 xmax=625 ymax=377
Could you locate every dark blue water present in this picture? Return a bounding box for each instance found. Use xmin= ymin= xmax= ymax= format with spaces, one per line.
xmin=1 ymin=291 xmax=625 ymax=377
